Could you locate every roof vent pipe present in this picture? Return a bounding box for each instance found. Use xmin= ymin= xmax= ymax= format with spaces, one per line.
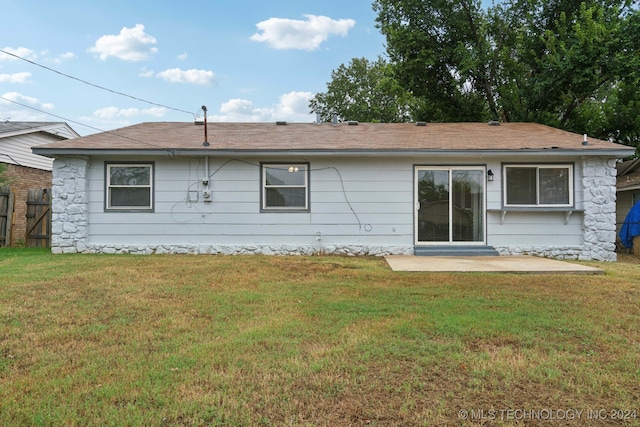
xmin=202 ymin=105 xmax=209 ymax=146
xmin=332 ymin=113 xmax=338 ymax=126
xmin=582 ymin=134 xmax=589 ymax=146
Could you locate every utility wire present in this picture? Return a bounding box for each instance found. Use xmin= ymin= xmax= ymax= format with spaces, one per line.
xmin=0 ymin=49 xmax=196 ymax=117
xmin=0 ymin=96 xmax=105 ymax=134
xmin=0 ymin=96 xmax=176 ymax=153
xmin=0 ymin=153 xmax=25 ymax=167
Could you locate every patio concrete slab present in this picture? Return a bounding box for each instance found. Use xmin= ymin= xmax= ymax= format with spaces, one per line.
xmin=384 ymin=255 xmax=604 ymax=274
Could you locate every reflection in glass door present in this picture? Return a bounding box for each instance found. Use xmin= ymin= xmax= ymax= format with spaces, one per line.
xmin=416 ymin=167 xmax=485 ymax=244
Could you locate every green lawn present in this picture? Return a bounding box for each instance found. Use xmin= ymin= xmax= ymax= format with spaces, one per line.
xmin=1 ymin=249 xmax=639 ymax=426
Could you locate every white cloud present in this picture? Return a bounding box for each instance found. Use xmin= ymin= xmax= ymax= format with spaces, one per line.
xmin=53 ymin=52 xmax=76 ymax=64
xmin=276 ymin=91 xmax=315 ymax=116
xmin=93 ymin=106 xmax=167 ymax=119
xmin=0 ymin=72 xmax=31 ymax=83
xmin=1 ymin=91 xmax=53 ymax=110
xmin=139 ymin=67 xmax=155 ymax=78
xmin=156 ymin=68 xmax=215 ymax=85
xmin=212 ymin=91 xmax=314 ymax=122
xmin=219 ymin=99 xmax=264 ymax=118
xmin=177 ymin=52 xmax=188 ymax=61
xmin=251 ymin=15 xmax=356 ymax=51
xmin=89 ymin=24 xmax=158 ymax=61
xmin=0 ymin=47 xmax=37 ymax=61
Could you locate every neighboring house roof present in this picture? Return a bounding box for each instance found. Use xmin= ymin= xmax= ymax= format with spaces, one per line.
xmin=0 ymin=121 xmax=80 ymax=140
xmin=32 ymin=121 xmax=635 ymax=158
xmin=617 ymin=158 xmax=640 ymax=191
xmin=1 ymin=121 xmax=80 ymax=170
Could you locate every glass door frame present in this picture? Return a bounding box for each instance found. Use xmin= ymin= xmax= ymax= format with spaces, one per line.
xmin=414 ymin=165 xmax=487 ymax=246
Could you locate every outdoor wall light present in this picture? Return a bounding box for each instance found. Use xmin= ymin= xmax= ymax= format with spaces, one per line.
xmin=487 ymin=169 xmax=494 ymax=182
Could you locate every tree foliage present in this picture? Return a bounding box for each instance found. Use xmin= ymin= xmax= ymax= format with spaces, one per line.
xmin=312 ymin=0 xmax=640 ymax=150
xmin=373 ymin=0 xmax=640 ymax=147
xmin=309 ymin=57 xmax=415 ymax=123
xmin=0 ymin=163 xmax=10 ymax=188
xmin=489 ymin=1 xmax=638 ymax=130
xmin=374 ymin=0 xmax=495 ymax=121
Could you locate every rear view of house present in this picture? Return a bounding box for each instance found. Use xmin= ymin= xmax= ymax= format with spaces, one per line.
xmin=33 ymin=121 xmax=634 ymax=260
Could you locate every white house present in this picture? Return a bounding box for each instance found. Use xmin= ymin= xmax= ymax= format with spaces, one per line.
xmin=32 ymin=121 xmax=635 ymax=261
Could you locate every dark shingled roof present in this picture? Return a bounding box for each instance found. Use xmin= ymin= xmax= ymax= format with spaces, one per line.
xmin=32 ymin=121 xmax=635 ymax=155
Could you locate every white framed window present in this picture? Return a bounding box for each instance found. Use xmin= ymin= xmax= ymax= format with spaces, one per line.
xmin=105 ymin=163 xmax=154 ymax=211
xmin=503 ymin=164 xmax=573 ymax=207
xmin=261 ymin=163 xmax=309 ymax=211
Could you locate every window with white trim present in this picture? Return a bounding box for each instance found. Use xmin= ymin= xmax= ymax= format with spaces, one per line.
xmin=503 ymin=164 xmax=573 ymax=207
xmin=261 ymin=163 xmax=309 ymax=211
xmin=106 ymin=163 xmax=154 ymax=211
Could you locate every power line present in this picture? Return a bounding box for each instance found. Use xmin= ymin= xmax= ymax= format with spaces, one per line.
xmin=0 ymin=96 xmax=176 ymax=153
xmin=0 ymin=153 xmax=25 ymax=167
xmin=0 ymin=49 xmax=196 ymax=118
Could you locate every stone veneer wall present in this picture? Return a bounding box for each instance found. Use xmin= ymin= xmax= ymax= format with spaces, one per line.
xmin=51 ymin=157 xmax=89 ymax=254
xmin=495 ymin=156 xmax=618 ymax=261
xmin=51 ymin=156 xmax=618 ymax=260
xmin=580 ymin=157 xmax=618 ymax=261
xmin=84 ymin=244 xmax=414 ymax=256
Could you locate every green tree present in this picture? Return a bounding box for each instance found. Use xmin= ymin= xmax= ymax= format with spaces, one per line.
xmin=309 ymin=57 xmax=415 ymax=123
xmin=0 ymin=163 xmax=10 ymax=188
xmin=567 ymin=6 xmax=640 ymax=151
xmin=373 ymin=0 xmax=495 ymax=122
xmin=491 ymin=1 xmax=635 ymax=128
xmin=371 ymin=0 xmax=640 ymax=149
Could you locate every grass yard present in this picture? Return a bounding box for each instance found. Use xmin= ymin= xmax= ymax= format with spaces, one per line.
xmin=1 ymin=249 xmax=639 ymax=426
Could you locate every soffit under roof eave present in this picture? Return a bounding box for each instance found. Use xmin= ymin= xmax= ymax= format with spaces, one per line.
xmin=32 ymin=148 xmax=636 ymax=158
xmin=617 ymin=184 xmax=640 ymax=192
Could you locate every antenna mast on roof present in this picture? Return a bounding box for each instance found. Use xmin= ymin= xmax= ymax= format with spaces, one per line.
xmin=202 ymin=105 xmax=209 ymax=146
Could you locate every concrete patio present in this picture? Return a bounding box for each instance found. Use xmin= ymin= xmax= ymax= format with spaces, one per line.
xmin=384 ymin=255 xmax=604 ymax=274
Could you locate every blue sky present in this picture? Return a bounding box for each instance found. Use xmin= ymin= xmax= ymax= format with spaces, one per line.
xmin=1 ymin=0 xmax=387 ymax=134
xmin=1 ymin=1 xmax=494 ymax=136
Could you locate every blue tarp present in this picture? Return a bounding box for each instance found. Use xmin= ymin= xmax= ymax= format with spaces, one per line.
xmin=619 ymin=201 xmax=640 ymax=248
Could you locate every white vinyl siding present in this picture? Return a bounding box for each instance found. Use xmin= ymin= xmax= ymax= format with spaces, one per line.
xmin=487 ymin=210 xmax=584 ymax=246
xmin=82 ymin=155 xmax=586 ymax=251
xmin=87 ymin=157 xmax=413 ymax=247
xmin=0 ymin=133 xmax=56 ymax=171
xmin=1 ymin=123 xmax=78 ymax=171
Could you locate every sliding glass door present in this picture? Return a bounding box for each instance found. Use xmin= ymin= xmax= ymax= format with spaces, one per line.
xmin=415 ymin=167 xmax=486 ymax=244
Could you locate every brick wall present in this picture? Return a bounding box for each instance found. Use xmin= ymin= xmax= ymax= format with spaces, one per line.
xmin=1 ymin=163 xmax=52 ymax=246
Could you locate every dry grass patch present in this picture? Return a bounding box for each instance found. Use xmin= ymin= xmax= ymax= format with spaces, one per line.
xmin=1 ymin=249 xmax=639 ymax=426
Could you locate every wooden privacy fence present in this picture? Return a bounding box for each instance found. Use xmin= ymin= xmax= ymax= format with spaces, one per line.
xmin=26 ymin=188 xmax=52 ymax=248
xmin=0 ymin=187 xmax=14 ymax=247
